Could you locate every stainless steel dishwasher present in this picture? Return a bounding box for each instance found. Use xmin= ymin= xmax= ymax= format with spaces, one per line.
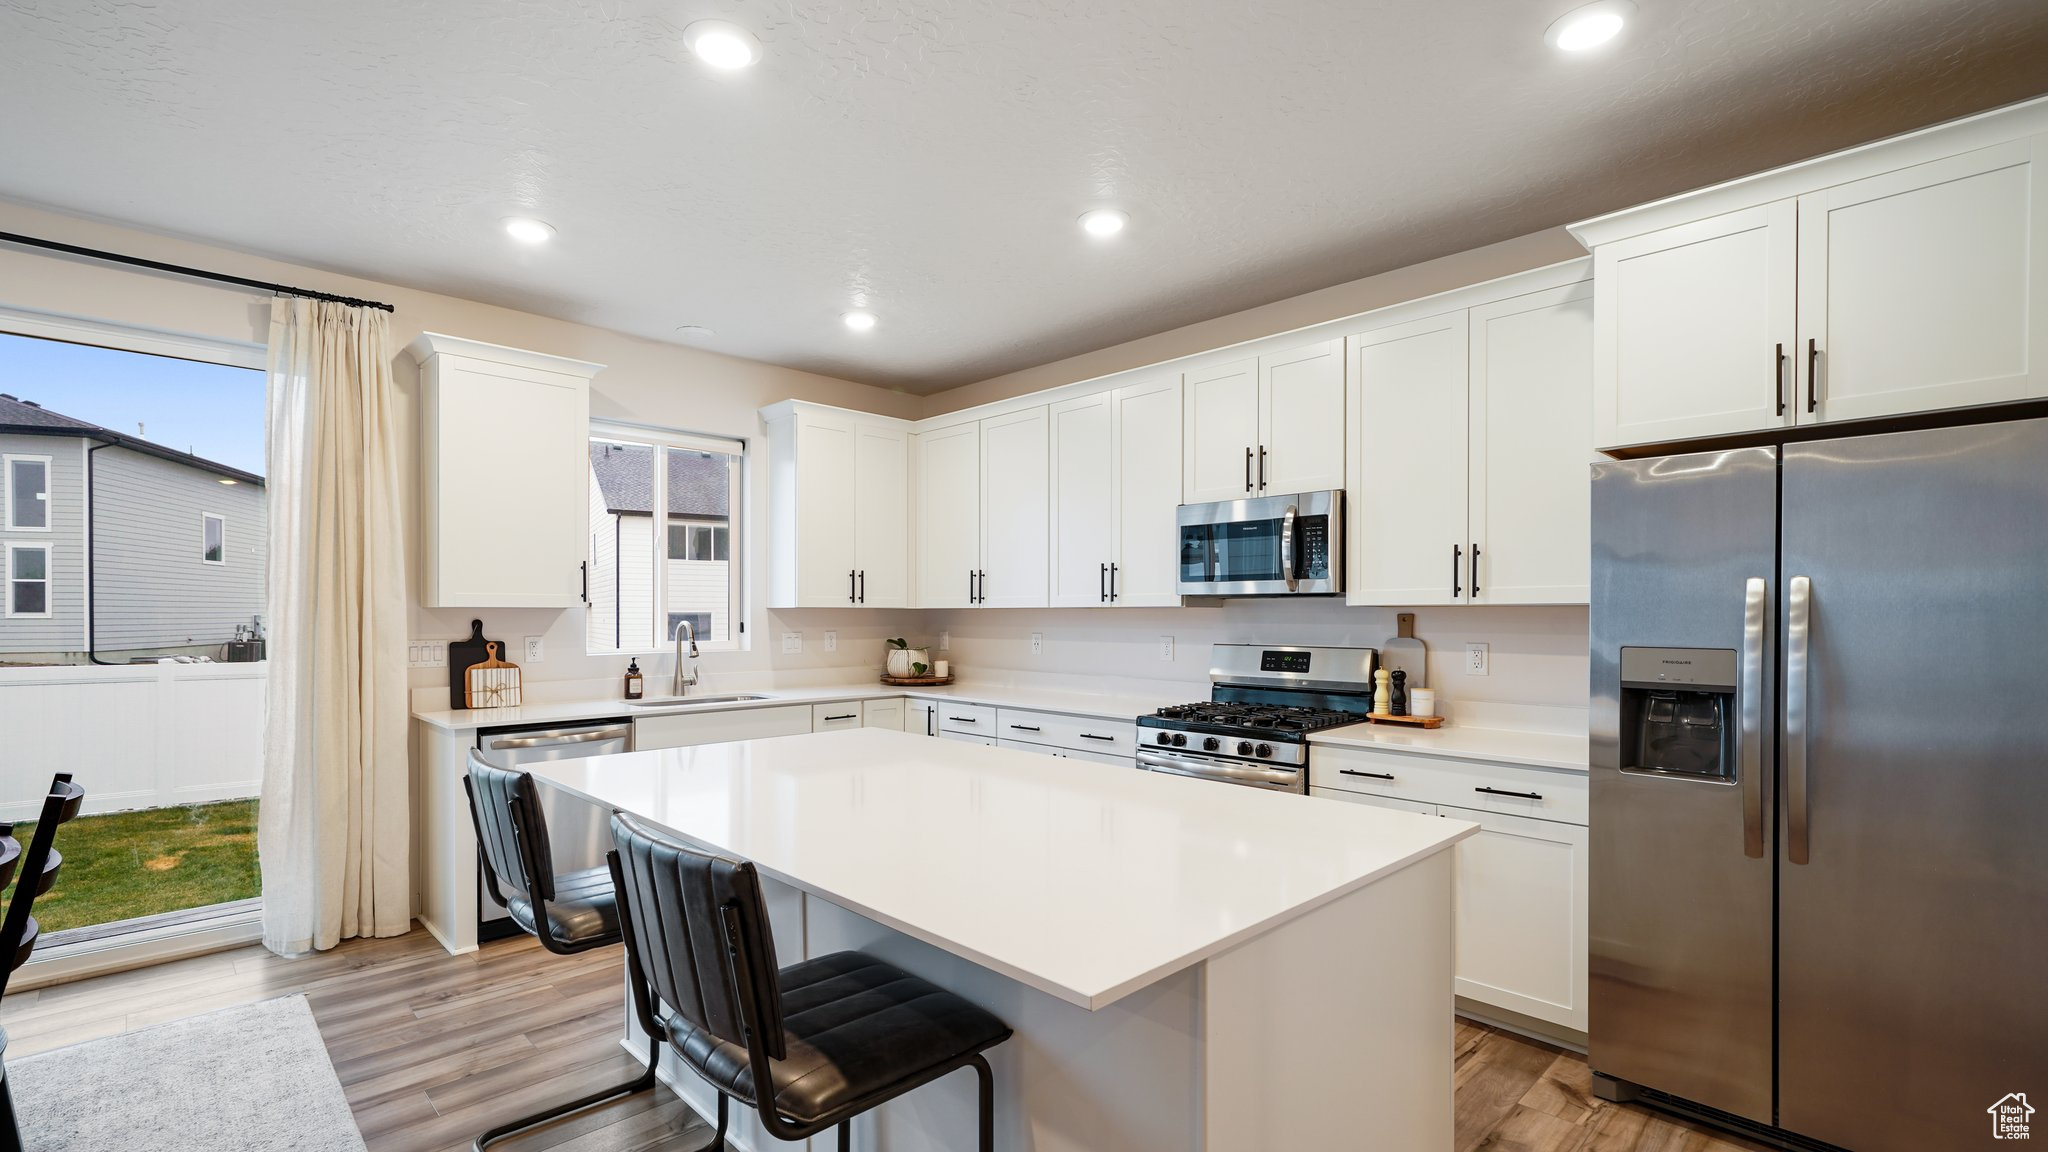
xmin=473 ymin=719 xmax=631 ymax=941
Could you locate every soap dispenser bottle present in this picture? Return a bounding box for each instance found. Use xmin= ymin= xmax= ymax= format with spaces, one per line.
xmin=624 ymin=659 xmax=644 ymax=700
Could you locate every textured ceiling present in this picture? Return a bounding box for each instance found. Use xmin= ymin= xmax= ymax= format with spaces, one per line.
xmin=3 ymin=1 xmax=2046 ymax=394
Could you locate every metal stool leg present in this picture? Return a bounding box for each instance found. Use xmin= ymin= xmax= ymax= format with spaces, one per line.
xmin=0 ymin=1070 xmax=21 ymax=1152
xmin=838 ymin=1119 xmax=852 ymax=1151
xmin=972 ymin=1054 xmax=994 ymax=1152
xmin=471 ymin=1031 xmax=663 ymax=1150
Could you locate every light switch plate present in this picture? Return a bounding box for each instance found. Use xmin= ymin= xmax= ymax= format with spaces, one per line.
xmin=824 ymin=630 xmax=838 ymax=653
xmin=939 ymin=631 xmax=950 ymax=652
xmin=524 ymin=636 xmax=544 ymax=663
xmin=1466 ymin=642 xmax=1489 ymax=675
xmin=782 ymin=632 xmax=803 ymax=654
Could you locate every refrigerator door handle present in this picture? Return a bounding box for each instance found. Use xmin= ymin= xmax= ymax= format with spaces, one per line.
xmin=1786 ymin=574 xmax=1812 ymax=865
xmin=1740 ymin=577 xmax=1767 ymax=859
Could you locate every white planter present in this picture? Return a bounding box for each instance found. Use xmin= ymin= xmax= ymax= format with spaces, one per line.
xmin=886 ymin=648 xmax=932 ymax=677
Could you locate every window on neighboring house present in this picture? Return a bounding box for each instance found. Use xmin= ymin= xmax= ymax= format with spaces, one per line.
xmin=5 ymin=455 xmax=50 ymax=530
xmin=202 ymin=513 xmax=226 ymax=564
xmin=6 ymin=543 xmax=49 ymax=617
xmin=585 ymin=425 xmax=743 ymax=653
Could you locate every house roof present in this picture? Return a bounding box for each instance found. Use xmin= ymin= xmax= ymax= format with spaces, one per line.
xmin=589 ymin=441 xmax=728 ymax=520
xmin=0 ymin=394 xmax=265 ymax=485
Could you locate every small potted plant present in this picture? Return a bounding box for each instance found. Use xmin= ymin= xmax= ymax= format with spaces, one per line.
xmin=886 ymin=637 xmax=932 ymax=679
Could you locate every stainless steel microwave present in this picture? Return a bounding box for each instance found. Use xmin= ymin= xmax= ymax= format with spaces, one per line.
xmin=1175 ymin=490 xmax=1342 ymax=597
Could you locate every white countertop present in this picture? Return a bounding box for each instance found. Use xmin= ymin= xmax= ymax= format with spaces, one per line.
xmin=532 ymin=728 xmax=1474 ymax=1010
xmin=1309 ymin=722 xmax=1589 ymax=772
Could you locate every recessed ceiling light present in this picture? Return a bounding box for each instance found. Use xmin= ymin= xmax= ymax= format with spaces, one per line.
xmin=684 ymin=20 xmax=762 ymax=70
xmin=842 ymin=310 xmax=877 ymax=332
xmin=1079 ymin=208 xmax=1129 ymax=237
xmin=675 ymin=324 xmax=715 ymax=340
xmin=1545 ymin=1 xmax=1633 ymax=52
xmin=502 ymin=217 xmax=555 ymax=244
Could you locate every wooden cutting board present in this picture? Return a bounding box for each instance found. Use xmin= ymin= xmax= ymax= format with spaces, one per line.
xmin=448 ymin=619 xmax=501 ymax=710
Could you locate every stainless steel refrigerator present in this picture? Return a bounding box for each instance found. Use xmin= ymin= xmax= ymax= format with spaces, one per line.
xmin=1589 ymin=418 xmax=2048 ymax=1151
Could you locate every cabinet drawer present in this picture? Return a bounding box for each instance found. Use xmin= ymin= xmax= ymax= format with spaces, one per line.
xmin=1314 ymin=746 xmax=1587 ymax=825
xmin=936 ymin=702 xmax=997 ymax=737
xmin=633 ymin=705 xmax=813 ymax=751
xmin=811 ymin=702 xmax=865 ymax=732
xmin=996 ymin=708 xmax=1137 ymax=756
xmin=1310 ymin=786 xmax=1438 ymax=817
xmin=938 ymin=730 xmax=997 ymax=748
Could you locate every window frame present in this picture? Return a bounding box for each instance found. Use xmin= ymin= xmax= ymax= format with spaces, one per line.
xmin=5 ymin=541 xmax=52 ymax=618
xmin=3 ymin=453 xmax=53 ymax=532
xmin=201 ymin=512 xmax=227 ymax=565
xmin=587 ymin=421 xmax=746 ymax=655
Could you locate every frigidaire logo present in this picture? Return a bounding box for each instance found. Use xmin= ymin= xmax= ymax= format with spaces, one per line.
xmin=1660 ymin=659 xmax=1693 ymax=666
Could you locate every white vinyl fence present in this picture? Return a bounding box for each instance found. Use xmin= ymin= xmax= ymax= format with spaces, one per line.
xmin=0 ymin=662 xmax=264 ymax=821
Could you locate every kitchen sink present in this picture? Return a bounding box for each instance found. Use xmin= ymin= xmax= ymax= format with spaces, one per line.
xmin=626 ymin=693 xmax=775 ymax=709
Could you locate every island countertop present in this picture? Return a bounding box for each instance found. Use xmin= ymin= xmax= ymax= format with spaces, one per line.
xmin=532 ymin=727 xmax=1474 ymax=1011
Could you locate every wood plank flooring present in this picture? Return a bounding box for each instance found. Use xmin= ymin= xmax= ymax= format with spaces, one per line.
xmin=2 ymin=929 xmax=1769 ymax=1152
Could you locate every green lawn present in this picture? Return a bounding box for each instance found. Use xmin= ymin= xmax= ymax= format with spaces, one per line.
xmin=3 ymin=798 xmax=260 ymax=934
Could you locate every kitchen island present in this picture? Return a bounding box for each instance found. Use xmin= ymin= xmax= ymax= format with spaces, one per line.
xmin=533 ymin=727 xmax=1475 ymax=1152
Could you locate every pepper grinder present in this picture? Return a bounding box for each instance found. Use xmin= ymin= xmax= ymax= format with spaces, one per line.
xmin=1390 ymin=669 xmax=1409 ymax=716
xmin=1373 ymin=667 xmax=1392 ymax=715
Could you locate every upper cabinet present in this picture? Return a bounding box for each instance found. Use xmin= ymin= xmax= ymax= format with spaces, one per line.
xmin=913 ymin=407 xmax=1050 ymax=609
xmin=1049 ymin=376 xmax=1183 ymax=607
xmin=762 ymin=402 xmax=909 ymax=609
xmin=1575 ymin=105 xmax=2048 ymax=452
xmin=1348 ymin=272 xmax=1594 ymax=607
xmin=410 ymin=333 xmax=600 ymax=609
xmin=1183 ymin=339 xmax=1344 ymax=502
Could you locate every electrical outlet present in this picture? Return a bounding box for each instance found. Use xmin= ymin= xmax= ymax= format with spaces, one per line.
xmin=782 ymin=632 xmax=803 ymax=654
xmin=1466 ymin=642 xmax=1489 ymax=675
xmin=939 ymin=631 xmax=950 ymax=652
xmin=1159 ymin=635 xmax=1175 ymax=661
xmin=823 ymin=630 xmax=838 ymax=653
xmin=1030 ymin=632 xmax=1043 ymax=656
xmin=524 ymin=635 xmax=545 ymax=663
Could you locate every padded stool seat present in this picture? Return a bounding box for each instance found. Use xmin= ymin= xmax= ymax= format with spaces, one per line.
xmin=505 ymin=865 xmax=617 ymax=948
xmin=670 ymin=951 xmax=1011 ymax=1126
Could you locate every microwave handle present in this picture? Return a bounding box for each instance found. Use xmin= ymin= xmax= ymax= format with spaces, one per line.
xmin=1280 ymin=503 xmax=1299 ymax=591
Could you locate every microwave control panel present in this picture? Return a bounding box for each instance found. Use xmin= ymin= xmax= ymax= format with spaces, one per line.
xmin=1300 ymin=516 xmax=1330 ymax=578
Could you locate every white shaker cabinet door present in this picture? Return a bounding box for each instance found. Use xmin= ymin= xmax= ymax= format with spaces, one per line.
xmin=979 ymin=406 xmax=1050 ymax=608
xmin=1258 ymin=339 xmax=1346 ymax=495
xmin=853 ymin=422 xmax=909 ymax=608
xmin=1796 ymin=135 xmax=2048 ymax=425
xmin=793 ymin=410 xmax=860 ymax=607
xmin=1048 ymin=393 xmax=1117 ymax=607
xmin=913 ymin=423 xmax=982 ymax=608
xmin=1442 ymin=805 xmax=1589 ymax=1034
xmin=1181 ymin=358 xmax=1259 ymax=503
xmin=1347 ymin=310 xmax=1470 ymax=607
xmin=1592 ymin=201 xmax=1797 ymax=450
xmin=1113 ymin=376 xmax=1184 ymax=607
xmin=1469 ymin=281 xmax=1595 ymax=605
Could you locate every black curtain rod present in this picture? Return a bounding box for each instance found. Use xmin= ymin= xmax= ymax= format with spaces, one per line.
xmin=0 ymin=229 xmax=396 ymax=313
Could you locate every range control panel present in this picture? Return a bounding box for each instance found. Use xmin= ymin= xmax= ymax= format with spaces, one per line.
xmin=1260 ymin=650 xmax=1312 ymax=674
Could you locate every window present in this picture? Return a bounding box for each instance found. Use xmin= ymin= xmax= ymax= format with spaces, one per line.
xmin=202 ymin=513 xmax=226 ymax=564
xmin=5 ymin=454 xmax=50 ymax=530
xmin=586 ymin=424 xmax=743 ymax=653
xmin=6 ymin=543 xmax=50 ymax=617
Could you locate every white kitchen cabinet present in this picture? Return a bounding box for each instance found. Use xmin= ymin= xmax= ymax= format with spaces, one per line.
xmin=409 ymin=333 xmax=601 ymax=608
xmin=811 ymin=702 xmax=864 ymax=732
xmin=938 ymin=731 xmax=998 ymax=748
xmin=762 ymin=403 xmax=910 ymax=608
xmin=1311 ymin=787 xmax=1437 ymax=818
xmin=633 ymin=705 xmax=813 ymax=751
xmin=1049 ymin=378 xmax=1184 ymax=608
xmin=863 ymin=697 xmax=905 ymax=731
xmin=913 ymin=422 xmax=982 ymax=609
xmin=906 ymin=700 xmax=936 ymax=736
xmin=979 ymin=407 xmax=1050 ymax=608
xmin=1440 ymin=804 xmax=1589 ymax=1034
xmin=1795 ymin=136 xmax=2048 ymax=424
xmin=1350 ymin=310 xmax=1470 ymax=606
xmin=1183 ymin=342 xmax=1344 ymax=502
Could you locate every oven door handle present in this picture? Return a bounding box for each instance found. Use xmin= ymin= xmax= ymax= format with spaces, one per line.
xmin=1137 ymin=750 xmax=1299 ymax=791
xmin=1280 ymin=503 xmax=1299 ymax=592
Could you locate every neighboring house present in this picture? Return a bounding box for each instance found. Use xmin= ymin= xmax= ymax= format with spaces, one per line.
xmin=584 ymin=441 xmax=730 ymax=651
xmin=0 ymin=394 xmax=267 ymax=664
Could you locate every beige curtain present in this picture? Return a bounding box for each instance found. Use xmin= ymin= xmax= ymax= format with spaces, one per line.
xmin=258 ymin=298 xmax=411 ymax=955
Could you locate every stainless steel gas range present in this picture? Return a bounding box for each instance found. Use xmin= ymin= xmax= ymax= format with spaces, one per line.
xmin=1136 ymin=644 xmax=1379 ymax=793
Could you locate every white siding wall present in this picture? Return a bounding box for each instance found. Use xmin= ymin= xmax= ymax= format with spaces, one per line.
xmin=618 ymin=516 xmax=655 ymax=649
xmin=584 ymin=466 xmax=617 ymax=651
xmin=668 ymin=559 xmax=730 ymax=642
xmin=93 ymin=446 xmax=267 ymax=653
xmin=0 ymin=434 xmax=84 ymax=658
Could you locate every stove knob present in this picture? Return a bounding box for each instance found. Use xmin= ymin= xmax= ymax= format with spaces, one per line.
xmin=1237 ymin=741 xmax=1254 ymax=756
xmin=1171 ymin=733 xmax=1187 ymax=747
xmin=1256 ymin=743 xmax=1273 ymax=758
xmin=1202 ymin=736 xmax=1221 ymax=752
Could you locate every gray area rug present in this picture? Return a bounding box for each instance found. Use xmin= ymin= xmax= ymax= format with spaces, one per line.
xmin=10 ymin=993 xmax=367 ymax=1152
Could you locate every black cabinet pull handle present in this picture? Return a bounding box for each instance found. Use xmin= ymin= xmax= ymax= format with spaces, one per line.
xmin=948 ymin=716 xmax=978 ymax=723
xmin=824 ymin=714 xmax=857 ymax=722
xmin=580 ymin=561 xmax=589 ymax=604
xmin=1245 ymin=447 xmax=1253 ymax=492
xmin=1476 ymin=786 xmax=1543 ymax=800
xmin=1452 ymin=544 xmax=1462 ymax=598
xmin=1471 ymin=543 xmax=1481 ymax=598
xmin=1807 ymin=339 xmax=1820 ymax=413
xmin=1009 ymin=724 xmax=1042 ymax=732
xmin=1110 ymin=563 xmax=1118 ymax=601
xmin=1774 ymin=342 xmax=1787 ymax=416
xmin=1100 ymin=562 xmax=1108 ymax=603
xmin=1258 ymin=445 xmax=1267 ymax=490
xmin=858 ymin=570 xmax=865 ymax=603
xmin=849 ymin=570 xmax=857 ymax=603
xmin=1340 ymin=769 xmax=1396 ymax=780
xmin=1079 ymin=733 xmax=1115 ymax=741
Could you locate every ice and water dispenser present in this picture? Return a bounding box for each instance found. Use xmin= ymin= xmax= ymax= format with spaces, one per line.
xmin=1618 ymin=647 xmax=1737 ymax=780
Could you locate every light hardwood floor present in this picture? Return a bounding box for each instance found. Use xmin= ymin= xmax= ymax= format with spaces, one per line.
xmin=1 ymin=930 xmax=1768 ymax=1152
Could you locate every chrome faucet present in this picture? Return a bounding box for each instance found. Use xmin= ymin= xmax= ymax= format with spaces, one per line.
xmin=672 ymin=619 xmax=700 ymax=697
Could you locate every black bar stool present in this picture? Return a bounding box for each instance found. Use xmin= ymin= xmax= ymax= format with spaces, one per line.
xmin=462 ymin=752 xmax=657 ymax=1150
xmin=606 ymin=811 xmax=1013 ymax=1152
xmin=0 ymin=772 xmax=86 ymax=1152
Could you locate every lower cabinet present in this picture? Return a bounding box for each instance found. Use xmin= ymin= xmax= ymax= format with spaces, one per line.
xmin=907 ymin=700 xmax=936 ymax=736
xmin=633 ymin=704 xmax=814 ymax=750
xmin=997 ymin=737 xmax=1136 ymax=769
xmin=1312 ymin=749 xmax=1589 ymax=1035
xmin=862 ymin=697 xmax=905 ymax=730
xmin=811 ymin=702 xmax=865 ymax=732
xmin=939 ymin=731 xmax=998 ymax=747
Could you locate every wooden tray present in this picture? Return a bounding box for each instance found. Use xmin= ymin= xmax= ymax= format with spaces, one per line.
xmin=1366 ymin=712 xmax=1444 ymax=729
xmin=881 ymin=674 xmax=955 ymax=686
